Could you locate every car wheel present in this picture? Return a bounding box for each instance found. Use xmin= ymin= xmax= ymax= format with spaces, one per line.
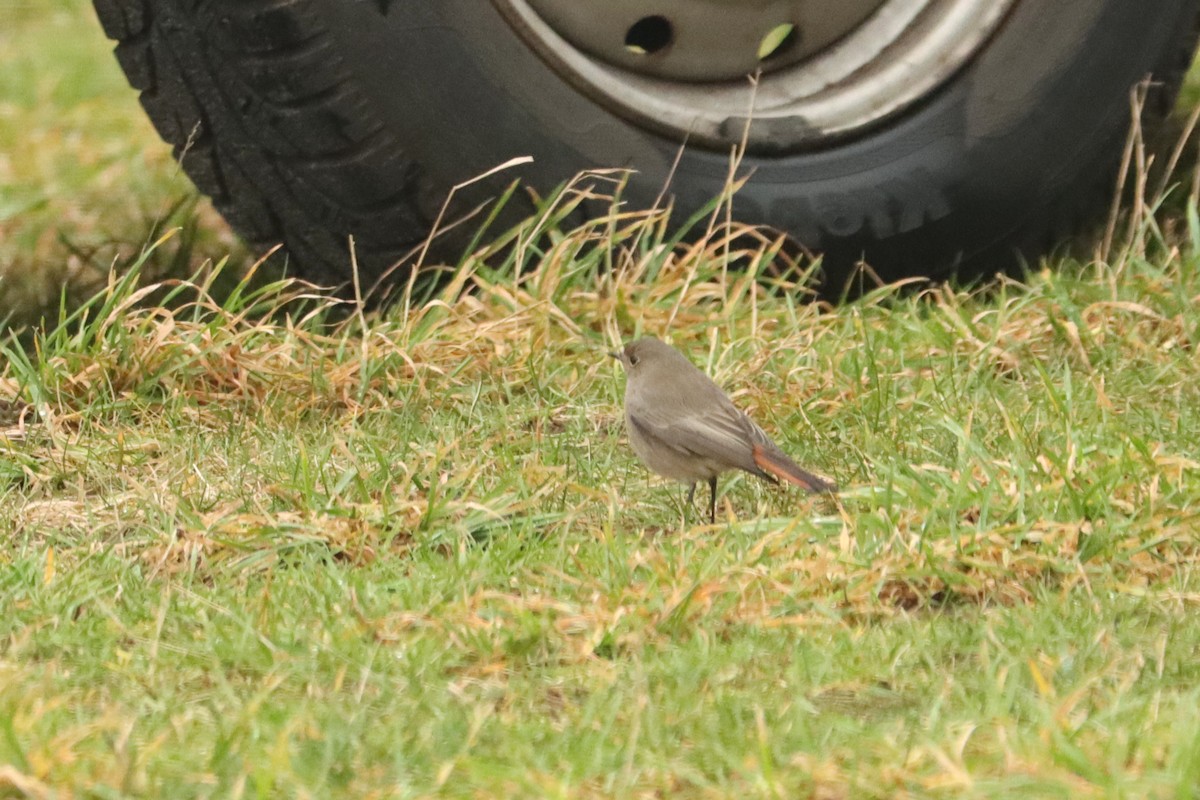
xmin=92 ymin=0 xmax=1200 ymax=292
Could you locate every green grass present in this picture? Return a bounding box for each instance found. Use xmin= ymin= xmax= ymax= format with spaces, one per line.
xmin=4 ymin=2 xmax=1200 ymax=798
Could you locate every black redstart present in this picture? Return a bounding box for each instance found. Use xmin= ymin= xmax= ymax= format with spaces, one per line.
xmin=611 ymin=336 xmax=836 ymax=522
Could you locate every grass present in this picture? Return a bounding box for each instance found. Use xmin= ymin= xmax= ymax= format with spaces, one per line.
xmin=3 ymin=2 xmax=1200 ymax=798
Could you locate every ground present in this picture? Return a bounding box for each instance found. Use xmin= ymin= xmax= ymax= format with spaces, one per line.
xmin=2 ymin=3 xmax=1200 ymax=798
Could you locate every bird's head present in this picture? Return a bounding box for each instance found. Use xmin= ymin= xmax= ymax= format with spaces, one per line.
xmin=608 ymin=337 xmax=674 ymax=375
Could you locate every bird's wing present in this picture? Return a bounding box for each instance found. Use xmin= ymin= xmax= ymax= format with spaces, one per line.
xmin=632 ymin=402 xmax=767 ymax=477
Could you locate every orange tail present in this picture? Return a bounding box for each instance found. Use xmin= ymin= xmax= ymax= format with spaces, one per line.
xmin=753 ymin=443 xmax=837 ymax=494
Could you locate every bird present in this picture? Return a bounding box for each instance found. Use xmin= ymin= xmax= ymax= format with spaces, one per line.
xmin=610 ymin=336 xmax=836 ymax=523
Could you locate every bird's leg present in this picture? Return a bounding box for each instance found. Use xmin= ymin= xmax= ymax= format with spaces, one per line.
xmin=679 ymin=483 xmax=697 ymax=529
xmin=708 ymin=476 xmax=718 ymax=524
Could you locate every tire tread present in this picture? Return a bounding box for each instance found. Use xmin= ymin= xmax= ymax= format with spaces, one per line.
xmin=93 ymin=0 xmax=427 ymax=286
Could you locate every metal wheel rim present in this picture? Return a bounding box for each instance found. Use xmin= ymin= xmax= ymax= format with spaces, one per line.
xmin=494 ymin=0 xmax=1019 ymax=151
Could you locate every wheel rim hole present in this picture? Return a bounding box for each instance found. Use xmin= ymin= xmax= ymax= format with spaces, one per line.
xmin=625 ymin=16 xmax=673 ymax=56
xmin=758 ymin=23 xmax=799 ymax=61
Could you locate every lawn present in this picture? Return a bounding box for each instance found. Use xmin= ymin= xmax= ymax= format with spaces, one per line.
xmin=3 ymin=2 xmax=1200 ymax=799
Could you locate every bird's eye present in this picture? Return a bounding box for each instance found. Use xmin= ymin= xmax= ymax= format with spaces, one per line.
xmin=629 ymin=354 xmax=639 ymax=366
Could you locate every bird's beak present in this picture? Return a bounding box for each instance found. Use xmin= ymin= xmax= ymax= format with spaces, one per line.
xmin=607 ymin=350 xmax=621 ymax=360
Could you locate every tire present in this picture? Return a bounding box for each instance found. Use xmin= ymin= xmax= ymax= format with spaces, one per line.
xmin=92 ymin=0 xmax=1200 ymax=294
